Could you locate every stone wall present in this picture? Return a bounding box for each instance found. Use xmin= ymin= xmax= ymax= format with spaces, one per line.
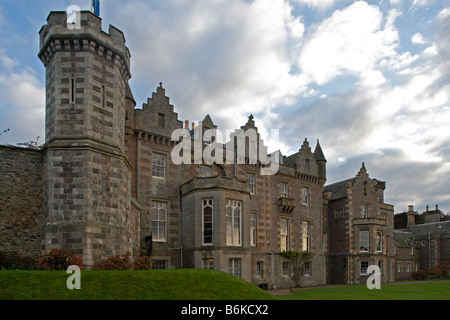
xmin=0 ymin=146 xmax=44 ymax=262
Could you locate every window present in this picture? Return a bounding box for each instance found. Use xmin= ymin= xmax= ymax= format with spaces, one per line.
xmin=406 ymin=262 xmax=410 ymax=273
xmin=152 ymin=260 xmax=168 ymax=270
xmin=360 ymin=230 xmax=369 ymax=252
xmin=376 ymin=231 xmax=382 ymax=252
xmin=397 ymin=262 xmax=402 ymax=273
xmin=152 ymin=153 xmax=166 ymax=179
xmin=246 ymin=173 xmax=255 ymax=195
xmin=203 ymin=258 xmax=214 ymax=270
xmin=151 ymin=202 xmax=167 ymax=242
xmin=70 ymin=77 xmax=75 ymax=103
xmin=158 ymin=113 xmax=165 ymax=128
xmin=361 ymin=261 xmax=369 ymax=275
xmin=378 ymin=261 xmax=383 ymax=274
xmin=280 ymin=218 xmax=290 ymax=252
xmin=203 ymin=129 xmax=213 ymax=145
xmin=229 ymin=258 xmax=241 ymax=278
xmin=200 ymin=166 xmax=212 ymax=177
xmin=302 ymin=220 xmax=311 ymax=252
xmin=256 ymin=261 xmax=264 ymax=278
xmin=250 ymin=213 xmax=257 ymax=246
xmin=302 ymin=187 xmax=309 ymax=205
xmin=280 ymin=182 xmax=289 ymax=198
xmin=282 ymin=261 xmax=290 ymax=277
xmin=304 ymin=262 xmax=311 ymax=276
xmin=203 ymin=199 xmax=213 ymax=245
xmin=361 ymin=204 xmax=369 ymax=218
xmin=226 ymin=200 xmax=241 ymax=246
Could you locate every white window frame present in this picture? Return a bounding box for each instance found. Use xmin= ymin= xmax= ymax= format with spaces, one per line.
xmin=152 ymin=153 xmax=166 ymax=179
xmin=360 ymin=230 xmax=369 ymax=252
xmin=151 ymin=201 xmax=167 ymax=242
xmin=229 ymin=258 xmax=242 ymax=278
xmin=226 ymin=200 xmax=242 ymax=246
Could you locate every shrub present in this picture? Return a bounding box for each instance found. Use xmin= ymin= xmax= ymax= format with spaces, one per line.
xmin=412 ymin=271 xmax=427 ymax=280
xmin=39 ymin=249 xmax=85 ymax=270
xmin=133 ymin=255 xmax=152 ymax=270
xmin=92 ymin=252 xmax=133 ymax=270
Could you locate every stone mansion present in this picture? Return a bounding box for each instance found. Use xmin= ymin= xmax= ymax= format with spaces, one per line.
xmin=1 ymin=10 xmax=447 ymax=289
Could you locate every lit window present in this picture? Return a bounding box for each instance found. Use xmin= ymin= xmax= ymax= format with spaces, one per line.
xmin=250 ymin=213 xmax=257 ymax=246
xmin=203 ymin=258 xmax=214 ymax=270
xmin=280 ymin=218 xmax=290 ymax=252
xmin=226 ymin=200 xmax=241 ymax=246
xmin=302 ymin=221 xmax=311 ymax=252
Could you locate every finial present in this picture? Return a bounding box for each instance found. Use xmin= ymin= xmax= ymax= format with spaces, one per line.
xmin=159 ymin=82 xmax=163 ymax=88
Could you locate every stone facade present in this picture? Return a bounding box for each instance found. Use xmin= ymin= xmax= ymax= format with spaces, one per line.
xmin=324 ymin=163 xmax=396 ymax=284
xmin=3 ymin=9 xmax=434 ymax=289
xmin=0 ymin=146 xmax=44 ymax=261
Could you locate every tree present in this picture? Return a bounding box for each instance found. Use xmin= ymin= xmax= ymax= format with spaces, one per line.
xmin=279 ymin=250 xmax=313 ymax=287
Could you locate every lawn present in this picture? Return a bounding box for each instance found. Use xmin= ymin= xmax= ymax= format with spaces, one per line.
xmin=0 ymin=269 xmax=277 ymax=300
xmin=279 ymin=281 xmax=450 ymax=300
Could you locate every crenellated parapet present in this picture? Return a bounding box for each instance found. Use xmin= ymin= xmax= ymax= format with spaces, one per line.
xmin=38 ymin=11 xmax=131 ymax=82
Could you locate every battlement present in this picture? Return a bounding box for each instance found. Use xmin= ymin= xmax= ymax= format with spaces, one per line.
xmin=38 ymin=11 xmax=131 ymax=80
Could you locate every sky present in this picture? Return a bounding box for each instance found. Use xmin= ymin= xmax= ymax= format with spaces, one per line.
xmin=0 ymin=0 xmax=449 ymax=215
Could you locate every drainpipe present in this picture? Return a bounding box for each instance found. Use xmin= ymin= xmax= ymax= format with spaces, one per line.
xmin=428 ymin=232 xmax=431 ymax=269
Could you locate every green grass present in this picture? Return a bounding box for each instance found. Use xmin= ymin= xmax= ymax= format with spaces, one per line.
xmin=0 ymin=269 xmax=277 ymax=300
xmin=279 ymin=281 xmax=450 ymax=300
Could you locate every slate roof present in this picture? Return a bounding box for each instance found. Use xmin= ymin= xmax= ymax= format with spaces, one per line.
xmin=323 ymin=178 xmax=355 ymax=201
xmin=394 ymin=230 xmax=415 ymax=247
xmin=410 ymin=221 xmax=450 ymax=237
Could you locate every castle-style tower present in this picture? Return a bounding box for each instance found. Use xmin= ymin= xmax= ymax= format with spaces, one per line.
xmin=38 ymin=11 xmax=140 ymax=266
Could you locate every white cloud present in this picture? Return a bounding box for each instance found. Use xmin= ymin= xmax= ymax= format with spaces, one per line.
xmin=411 ymin=32 xmax=427 ymax=44
xmin=106 ymin=0 xmax=308 ymax=131
xmin=0 ymin=58 xmax=45 ymax=145
xmin=291 ymin=0 xmax=341 ymax=10
xmin=298 ymin=2 xmax=401 ymax=88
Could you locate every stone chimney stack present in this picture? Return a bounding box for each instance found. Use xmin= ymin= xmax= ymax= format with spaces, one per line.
xmin=407 ymin=205 xmax=415 ymax=230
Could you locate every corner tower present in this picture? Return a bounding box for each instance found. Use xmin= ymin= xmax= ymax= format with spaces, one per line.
xmin=38 ymin=11 xmax=139 ymax=266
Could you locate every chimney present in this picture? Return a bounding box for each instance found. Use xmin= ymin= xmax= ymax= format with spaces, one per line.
xmin=407 ymin=205 xmax=415 ymax=230
xmin=436 ymin=204 xmax=439 ymax=211
xmin=185 ymin=120 xmax=189 ymax=129
xmin=192 ymin=122 xmax=196 ymax=130
xmin=426 ymin=205 xmax=429 ymax=212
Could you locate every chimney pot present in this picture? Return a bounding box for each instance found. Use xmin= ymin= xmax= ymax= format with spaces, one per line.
xmin=185 ymin=120 xmax=189 ymax=129
xmin=408 ymin=205 xmax=414 ymax=212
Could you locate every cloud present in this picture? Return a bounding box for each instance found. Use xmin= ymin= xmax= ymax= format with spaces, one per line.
xmin=411 ymin=32 xmax=427 ymax=45
xmin=298 ymin=2 xmax=401 ymax=88
xmin=0 ymin=52 xmax=45 ymax=145
xmin=291 ymin=0 xmax=343 ymax=10
xmin=105 ymin=0 xmax=308 ymax=131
